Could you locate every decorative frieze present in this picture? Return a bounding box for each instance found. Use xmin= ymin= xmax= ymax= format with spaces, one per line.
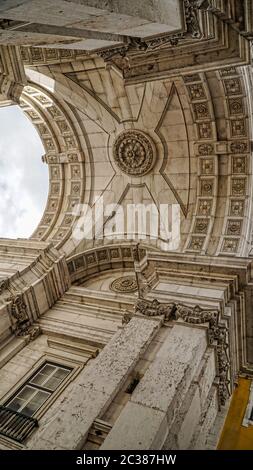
xmin=135 ymin=298 xmax=176 ymax=321
xmin=216 ymin=70 xmax=249 ymax=256
xmin=133 ymin=299 xmax=231 ymax=407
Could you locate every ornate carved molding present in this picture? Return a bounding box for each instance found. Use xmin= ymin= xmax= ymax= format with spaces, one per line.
xmin=135 ymin=298 xmax=176 ymax=321
xmin=96 ymin=0 xmax=207 ymax=68
xmin=133 ymin=298 xmax=230 ymax=406
xmin=175 ymin=303 xmax=218 ymax=325
xmin=175 ymin=303 xmax=230 ymax=407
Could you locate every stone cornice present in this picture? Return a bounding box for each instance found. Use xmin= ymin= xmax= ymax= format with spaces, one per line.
xmin=132 ymin=298 xmax=230 ymax=407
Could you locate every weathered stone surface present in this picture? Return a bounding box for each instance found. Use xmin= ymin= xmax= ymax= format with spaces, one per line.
xmin=101 ymin=402 xmax=168 ymax=450
xmin=27 ymin=317 xmax=160 ymax=449
xmin=132 ymin=325 xmax=207 ymax=416
xmin=101 ymin=324 xmax=208 ymax=450
xmin=191 ymin=387 xmax=219 ymax=450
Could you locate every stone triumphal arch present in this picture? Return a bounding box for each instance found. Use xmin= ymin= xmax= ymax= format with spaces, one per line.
xmin=1 ymin=0 xmax=253 ymax=450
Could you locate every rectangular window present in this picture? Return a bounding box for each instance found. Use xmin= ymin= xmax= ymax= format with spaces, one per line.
xmin=5 ymin=362 xmax=72 ymax=417
xmin=0 ymin=361 xmax=73 ymax=443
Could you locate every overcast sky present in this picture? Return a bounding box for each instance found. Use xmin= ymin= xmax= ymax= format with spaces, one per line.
xmin=0 ymin=105 xmax=48 ymax=239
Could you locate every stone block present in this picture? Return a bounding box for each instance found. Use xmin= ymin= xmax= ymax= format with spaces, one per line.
xmin=101 ymin=402 xmax=168 ymax=450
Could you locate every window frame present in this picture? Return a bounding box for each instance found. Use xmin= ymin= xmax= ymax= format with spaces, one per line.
xmin=0 ymin=355 xmax=83 ymax=421
xmin=5 ymin=361 xmax=73 ymax=418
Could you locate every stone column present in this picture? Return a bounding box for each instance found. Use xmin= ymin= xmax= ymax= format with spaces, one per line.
xmin=27 ymin=317 xmax=161 ymax=450
xmin=101 ymin=322 xmax=209 ymax=449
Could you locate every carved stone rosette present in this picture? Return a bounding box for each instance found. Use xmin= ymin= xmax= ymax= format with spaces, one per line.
xmin=110 ymin=276 xmax=138 ymax=293
xmin=113 ymin=130 xmax=156 ymax=176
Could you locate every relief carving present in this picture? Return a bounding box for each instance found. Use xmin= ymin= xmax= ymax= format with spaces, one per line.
xmin=132 ymin=298 xmax=230 ymax=406
xmin=0 ymin=278 xmax=9 ymax=295
xmin=135 ymin=298 xmax=176 ymax=321
xmin=113 ymin=130 xmax=156 ymax=177
xmin=110 ymin=276 xmax=138 ymax=294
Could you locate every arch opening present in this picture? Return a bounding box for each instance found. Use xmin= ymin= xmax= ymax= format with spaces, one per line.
xmin=0 ymin=104 xmax=49 ymax=239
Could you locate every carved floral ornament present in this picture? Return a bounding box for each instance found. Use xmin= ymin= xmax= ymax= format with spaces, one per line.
xmin=113 ymin=130 xmax=156 ymax=176
xmin=110 ymin=276 xmax=138 ymax=293
xmin=122 ymin=298 xmax=230 ymax=407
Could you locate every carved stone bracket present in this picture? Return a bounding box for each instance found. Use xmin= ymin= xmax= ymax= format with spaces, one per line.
xmin=132 ymin=298 xmax=230 ymax=407
xmin=16 ymin=324 xmax=41 ymax=342
xmin=6 ymin=293 xmax=41 ymax=343
xmin=135 ymin=298 xmax=176 ymax=321
xmin=7 ymin=294 xmax=28 ymax=323
xmin=0 ymin=278 xmax=9 ymax=295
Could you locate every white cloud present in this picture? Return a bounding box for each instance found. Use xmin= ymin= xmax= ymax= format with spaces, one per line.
xmin=0 ymin=105 xmax=48 ymax=239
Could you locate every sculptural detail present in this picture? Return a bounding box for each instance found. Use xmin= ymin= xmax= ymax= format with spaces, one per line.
xmin=133 ymin=298 xmax=230 ymax=406
xmin=110 ymin=276 xmax=138 ymax=293
xmin=113 ymin=130 xmax=156 ymax=176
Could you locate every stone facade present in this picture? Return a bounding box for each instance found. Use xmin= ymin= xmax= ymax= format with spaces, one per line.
xmin=0 ymin=0 xmax=253 ymax=451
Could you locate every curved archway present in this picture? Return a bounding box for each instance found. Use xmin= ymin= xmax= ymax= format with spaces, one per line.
xmin=0 ymin=104 xmax=48 ymax=238
xmin=19 ymin=81 xmax=91 ymax=255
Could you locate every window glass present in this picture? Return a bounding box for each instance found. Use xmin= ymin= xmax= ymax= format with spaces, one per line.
xmin=6 ymin=363 xmax=72 ymax=417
